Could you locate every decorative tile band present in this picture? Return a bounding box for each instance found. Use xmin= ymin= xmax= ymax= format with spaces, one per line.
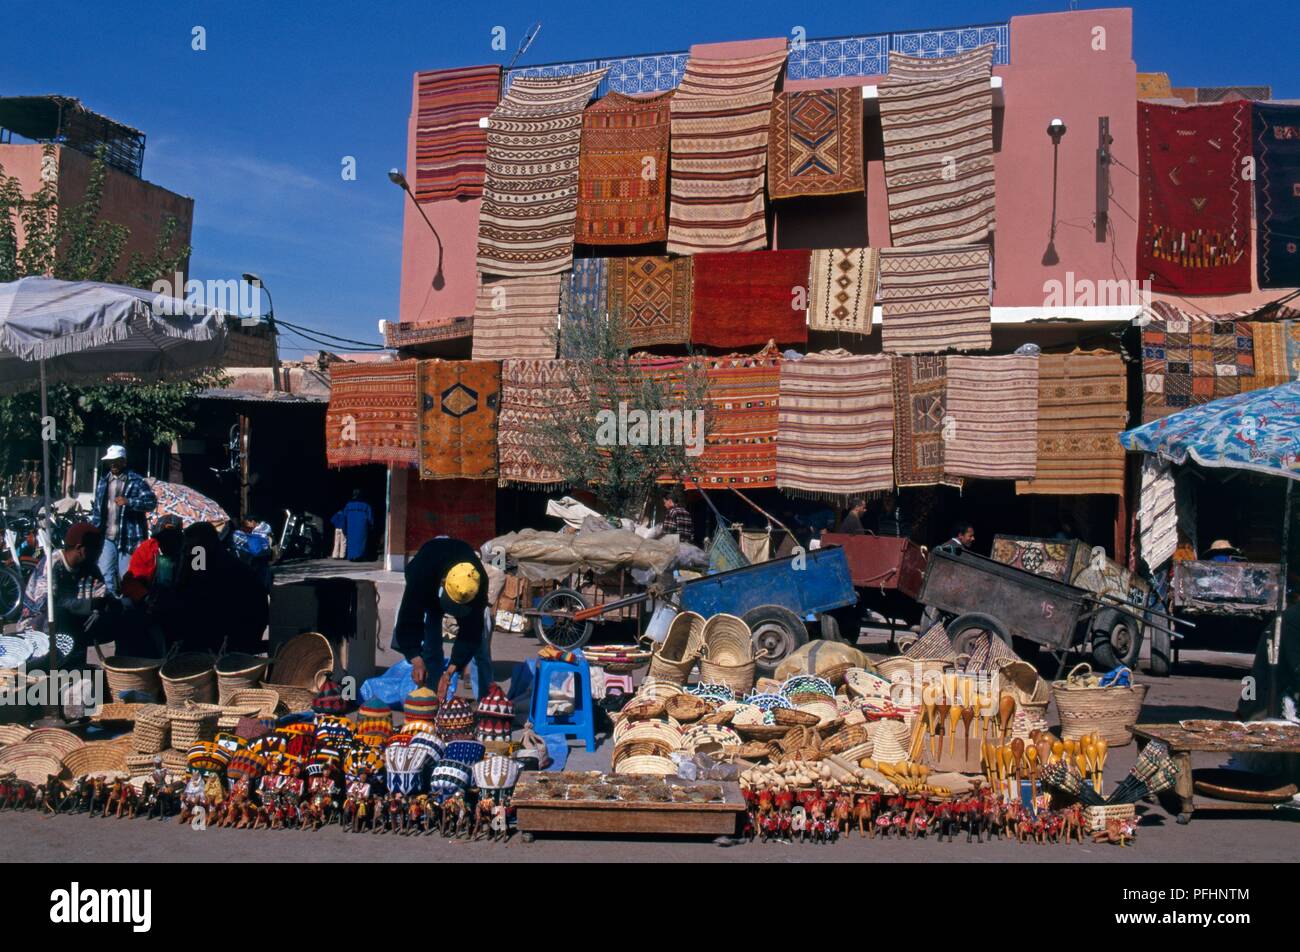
xmin=602 ymin=53 xmax=690 ymax=94
xmin=891 ymin=24 xmax=1009 ymax=65
xmin=788 ymin=34 xmax=890 ymax=81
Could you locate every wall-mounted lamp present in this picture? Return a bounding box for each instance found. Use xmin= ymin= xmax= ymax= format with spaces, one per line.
xmin=388 ymin=169 xmax=446 ymax=291
xmin=1043 ymin=119 xmax=1067 ymax=266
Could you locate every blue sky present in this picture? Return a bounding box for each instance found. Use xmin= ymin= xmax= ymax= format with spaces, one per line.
xmin=2 ymin=0 xmax=1295 ymax=357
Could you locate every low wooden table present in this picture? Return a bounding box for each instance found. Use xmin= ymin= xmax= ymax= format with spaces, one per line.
xmin=512 ymin=776 xmax=746 ymax=839
xmin=1132 ymin=723 xmax=1300 ymax=824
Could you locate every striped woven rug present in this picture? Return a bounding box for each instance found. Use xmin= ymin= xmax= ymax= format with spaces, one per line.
xmin=470 ymin=274 xmax=562 ymax=360
xmin=878 ymin=245 xmax=990 ymax=353
xmin=1242 ymin=320 xmax=1300 ymax=391
xmin=768 ymin=88 xmax=864 ymax=200
xmin=878 ymin=46 xmax=995 ymax=248
xmin=693 ymin=346 xmax=783 ymax=488
xmin=412 ymin=65 xmax=501 ymax=202
xmin=575 ymin=91 xmax=672 ymax=244
xmin=417 ymin=359 xmax=500 ymax=480
xmin=887 ymin=46 xmax=995 ymax=81
xmin=943 ymin=355 xmax=1038 ymax=480
xmin=891 ymin=355 xmax=962 ymax=488
xmin=477 ymin=70 xmax=607 ymax=277
xmin=326 ymin=360 xmax=420 ymax=467
xmin=776 ymin=350 xmax=894 ymax=500
xmin=498 ymin=358 xmax=586 ymax=487
xmin=807 ymin=248 xmax=879 ymax=335
xmin=667 ymin=44 xmax=788 ymax=254
xmin=1015 ymin=352 xmax=1127 ymax=496
xmin=608 ymin=255 xmax=693 ymax=348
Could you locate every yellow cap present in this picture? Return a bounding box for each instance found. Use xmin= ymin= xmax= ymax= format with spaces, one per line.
xmin=444 ymin=562 xmax=482 ymax=605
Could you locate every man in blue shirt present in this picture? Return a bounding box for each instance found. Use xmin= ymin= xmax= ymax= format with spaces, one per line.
xmin=89 ymin=445 xmax=157 ymax=596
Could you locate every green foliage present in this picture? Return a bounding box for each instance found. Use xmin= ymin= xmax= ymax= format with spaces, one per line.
xmin=530 ymin=306 xmax=712 ymax=521
xmin=0 ymin=146 xmax=225 ymax=479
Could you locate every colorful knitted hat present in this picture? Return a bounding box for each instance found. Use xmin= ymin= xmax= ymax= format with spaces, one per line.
xmin=403 ymin=687 xmax=440 ymax=723
xmin=356 ymin=699 xmax=394 ymax=736
xmin=475 ymin=684 xmax=514 ymax=743
xmin=443 ymin=740 xmax=486 ymax=766
xmin=435 ymin=697 xmax=475 ymax=740
xmin=476 ymin=684 xmax=513 ymax=720
xmin=313 ymin=677 xmax=352 ymax=714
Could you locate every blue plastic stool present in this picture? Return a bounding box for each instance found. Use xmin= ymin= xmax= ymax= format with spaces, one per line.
xmin=528 ymin=654 xmax=597 ymax=753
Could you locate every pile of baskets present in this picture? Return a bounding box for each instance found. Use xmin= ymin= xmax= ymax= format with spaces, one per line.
xmin=699 ymin=614 xmax=764 ymax=696
xmin=644 ymin=611 xmax=705 ymax=685
xmin=0 ymin=727 xmax=101 ymax=786
xmin=1052 ymin=663 xmax=1147 ymax=747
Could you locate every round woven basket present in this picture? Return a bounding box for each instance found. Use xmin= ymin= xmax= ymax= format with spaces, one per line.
xmin=821 ymin=723 xmax=870 ymax=755
xmin=63 ymin=742 xmax=130 ymax=780
xmin=224 ymin=687 xmax=281 ymax=717
xmin=633 ymin=678 xmax=685 ymax=701
xmin=613 ymin=737 xmax=674 ymax=764
xmin=169 ymin=703 xmax=221 ymax=748
xmin=845 ymin=668 xmax=892 ymax=701
xmin=91 ymin=702 xmax=147 ymax=724
xmin=618 ymin=719 xmax=684 ymax=750
xmin=260 ymin=680 xmax=317 ymax=712
xmin=215 ymin=652 xmax=270 ymax=704
xmin=159 ymin=652 xmax=217 ymax=707
xmin=699 ymin=656 xmax=756 ymax=696
xmin=876 ymin=656 xmax=951 ymax=683
xmin=773 ymin=707 xmax=820 ymax=727
xmin=613 ymin=754 xmax=677 ymax=776
xmin=647 ymin=611 xmax=705 ymax=684
xmin=680 ymin=723 xmax=741 ymax=752
xmin=733 ymin=722 xmax=791 ymax=742
xmin=621 ymin=696 xmax=667 ymax=721
xmin=701 ymin=614 xmax=753 ymax=665
xmin=0 ymin=747 xmax=66 ymax=785
xmin=93 ymin=644 xmax=164 ymax=702
xmin=1053 ymin=665 xmax=1148 ymax=747
xmin=24 ymin=728 xmax=85 ymax=757
xmin=664 ymin=693 xmax=710 ymax=723
xmin=0 ymin=725 xmax=33 ymax=748
xmin=268 ymin=632 xmax=334 ymax=688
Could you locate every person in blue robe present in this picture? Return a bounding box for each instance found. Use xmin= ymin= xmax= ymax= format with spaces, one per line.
xmin=331 ymin=490 xmax=374 ymax=561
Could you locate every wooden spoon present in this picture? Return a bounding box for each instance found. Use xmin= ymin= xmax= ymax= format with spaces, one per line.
xmin=998 ymin=692 xmax=1016 ymax=741
xmin=999 ymin=746 xmax=1015 ymax=801
xmin=1051 ymin=740 xmax=1064 ymax=763
xmin=948 ymin=703 xmax=962 ymax=755
xmin=1095 ymin=738 xmax=1109 ymax=795
xmin=1025 ymin=745 xmax=1040 ymax=806
xmin=1035 ymin=736 xmax=1054 ymax=770
xmin=961 ymin=705 xmax=976 ymax=760
xmin=1011 ymin=737 xmax=1025 ymax=799
xmin=935 ymin=700 xmax=951 ymax=759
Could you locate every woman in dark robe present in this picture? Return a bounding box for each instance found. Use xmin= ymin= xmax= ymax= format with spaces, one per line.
xmin=173 ymin=522 xmax=269 ymax=654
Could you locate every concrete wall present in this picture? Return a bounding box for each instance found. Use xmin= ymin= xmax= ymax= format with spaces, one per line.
xmin=0 ymin=142 xmax=194 ymax=280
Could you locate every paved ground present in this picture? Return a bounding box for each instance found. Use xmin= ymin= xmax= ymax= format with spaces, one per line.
xmin=3 ymin=623 xmax=1297 ymax=862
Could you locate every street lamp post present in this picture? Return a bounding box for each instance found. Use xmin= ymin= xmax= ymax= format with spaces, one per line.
xmin=388 ymin=169 xmax=445 ymax=290
xmin=242 ymin=272 xmax=281 ymax=391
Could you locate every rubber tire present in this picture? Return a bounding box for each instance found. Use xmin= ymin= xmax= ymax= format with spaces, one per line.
xmin=1090 ymin=608 xmax=1143 ymax=671
xmin=742 ymin=604 xmax=810 ymax=676
xmin=819 ymin=613 xmax=842 ymax=643
xmin=1148 ymin=620 xmax=1172 ymax=677
xmin=945 ymin=611 xmax=1013 ymax=657
xmin=0 ymin=564 xmax=22 ymax=622
xmin=532 ymin=588 xmax=594 ymax=650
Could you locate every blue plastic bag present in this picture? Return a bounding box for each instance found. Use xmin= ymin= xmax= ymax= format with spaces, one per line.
xmin=359 ymin=659 xmax=413 ymax=709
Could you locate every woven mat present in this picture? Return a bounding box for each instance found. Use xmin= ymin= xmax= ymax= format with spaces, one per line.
xmin=497 ymin=358 xmax=586 ymax=488
xmin=691 ymin=250 xmax=809 ymax=349
xmin=477 ymin=70 xmax=607 ymax=277
xmin=878 ymin=47 xmax=995 ymax=248
xmin=1016 ymin=352 xmax=1127 ymax=496
xmin=1242 ymin=320 xmax=1300 ymax=391
xmin=471 ymin=274 xmax=562 ymax=360
xmin=667 ymin=44 xmax=788 ymax=254
xmin=943 ymin=355 xmax=1038 ymax=480
xmin=325 ymin=360 xmax=419 ymax=467
xmin=891 ymin=355 xmax=962 ymax=488
xmin=412 ymin=65 xmax=501 ymax=202
xmin=1138 ymin=100 xmax=1251 ymax=294
xmin=879 ymin=245 xmax=990 ymax=353
xmin=887 ymin=45 xmax=996 ymax=81
xmin=558 ymin=258 xmax=608 ymax=356
xmin=776 ymin=350 xmax=893 ymax=500
xmin=768 ymin=88 xmax=864 ymax=200
xmin=607 ymin=255 xmax=693 ymax=348
xmin=1140 ymin=302 xmax=1256 ymax=422
xmin=417 ymin=359 xmax=499 ymax=480
xmin=807 ymin=248 xmax=879 ymax=335
xmin=1255 ymin=104 xmax=1300 ymax=289
xmin=576 ymin=91 xmax=672 ymax=244
xmin=691 ymin=346 xmax=782 ymax=488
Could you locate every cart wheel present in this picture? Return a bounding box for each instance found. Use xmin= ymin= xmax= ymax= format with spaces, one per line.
xmin=945 ymin=612 xmax=1012 ymax=657
xmin=533 ymin=588 xmax=594 ymax=650
xmin=1148 ymin=618 xmax=1172 ymax=677
xmin=1090 ymin=608 xmax=1142 ymax=670
xmin=742 ymin=605 xmax=809 ymax=675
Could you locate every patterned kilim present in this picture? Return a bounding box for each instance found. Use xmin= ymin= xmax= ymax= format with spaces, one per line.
xmin=1254 ymin=104 xmax=1300 ymax=289
xmin=768 ymin=88 xmax=865 ymax=200
xmin=471 ymin=274 xmax=562 ymax=360
xmin=692 ymin=346 xmax=782 ymax=488
xmin=558 ymin=258 xmax=608 ymax=355
xmin=575 ymin=91 xmax=672 ymax=244
xmin=416 ymin=359 xmax=500 ymax=480
xmin=384 ymin=317 xmax=473 ymax=349
xmin=891 ymin=355 xmax=961 ymax=488
xmin=326 ymin=361 xmax=419 ymax=467
xmin=887 ymin=45 xmax=996 ymax=81
xmin=1140 ymin=302 xmax=1257 ymax=422
xmin=1138 ymin=101 xmax=1252 ymax=294
xmin=497 ymin=359 xmax=585 ymax=487
xmin=776 ymin=350 xmax=893 ymax=500
xmin=477 ymin=70 xmax=607 ymax=277
xmin=943 ymin=355 xmax=1038 ymax=480
xmin=1015 ymin=352 xmax=1128 ymax=496
xmin=1242 ymin=320 xmax=1300 ymax=391
xmin=1137 ymin=456 xmax=1177 ymax=570
xmin=607 ymin=256 xmax=693 ymax=348
xmin=878 ymin=47 xmax=995 ymax=248
xmin=406 ymin=477 xmax=496 ymax=553
xmin=412 ymin=65 xmax=501 ymax=202
xmin=691 ymin=249 xmax=810 ymax=349
xmin=807 ymin=248 xmax=880 ymax=335
xmin=878 ymin=245 xmax=990 ymax=353
xmin=667 ymin=44 xmax=788 ymax=254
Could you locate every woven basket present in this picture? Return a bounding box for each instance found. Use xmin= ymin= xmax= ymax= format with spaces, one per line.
xmin=91 ymin=702 xmax=147 ymax=723
xmin=93 ymin=644 xmax=164 ymax=702
xmin=821 ymin=723 xmax=870 ymax=756
xmin=0 ymin=725 xmax=33 ymax=747
xmin=876 ymin=656 xmax=950 ymax=683
xmin=613 ymin=738 xmax=674 ymax=764
xmin=1052 ymin=664 xmax=1148 ymax=747
xmin=646 ymin=611 xmax=705 ymax=684
xmin=617 ymin=719 xmax=684 ymax=749
xmin=161 ymin=748 xmax=189 ymax=772
xmin=215 ymin=652 xmax=270 ymax=704
xmin=63 ymin=742 xmax=130 ymax=780
xmin=819 ymin=662 xmax=854 ymax=688
xmin=838 ymin=741 xmax=874 ymax=763
xmin=733 ymin=722 xmax=791 ymax=742
xmin=224 ymin=687 xmax=281 ymax=717
xmin=773 ymin=707 xmax=820 ymax=727
xmin=621 ymin=696 xmax=666 ymax=721
xmin=131 ymin=707 xmax=171 ymax=754
xmin=613 ymin=754 xmax=677 ymax=776
xmin=701 ymin=614 xmax=753 ymax=665
xmin=633 ymin=678 xmax=685 ymax=701
xmin=169 ymin=703 xmax=221 ymax=748
xmin=1084 ymin=802 xmax=1136 ymax=832
xmin=1010 ymin=702 xmax=1050 ymax=742
xmin=260 ymin=680 xmax=316 ymax=712
xmin=845 ymin=668 xmax=892 ymax=701
xmin=159 ymin=652 xmax=217 ymax=707
xmin=664 ymin=693 xmax=710 ymax=723
xmin=680 ymin=723 xmax=741 ymax=752
xmin=269 ymin=632 xmax=334 ymax=688
xmin=24 ymin=728 xmax=85 ymax=757
xmin=0 ymin=748 xmax=66 ymax=785
xmin=699 ymin=656 xmax=756 ymax=696
xmin=125 ymin=753 xmax=163 ymax=775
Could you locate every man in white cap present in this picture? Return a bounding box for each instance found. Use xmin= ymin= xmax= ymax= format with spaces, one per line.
xmin=89 ymin=445 xmax=157 ymax=596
